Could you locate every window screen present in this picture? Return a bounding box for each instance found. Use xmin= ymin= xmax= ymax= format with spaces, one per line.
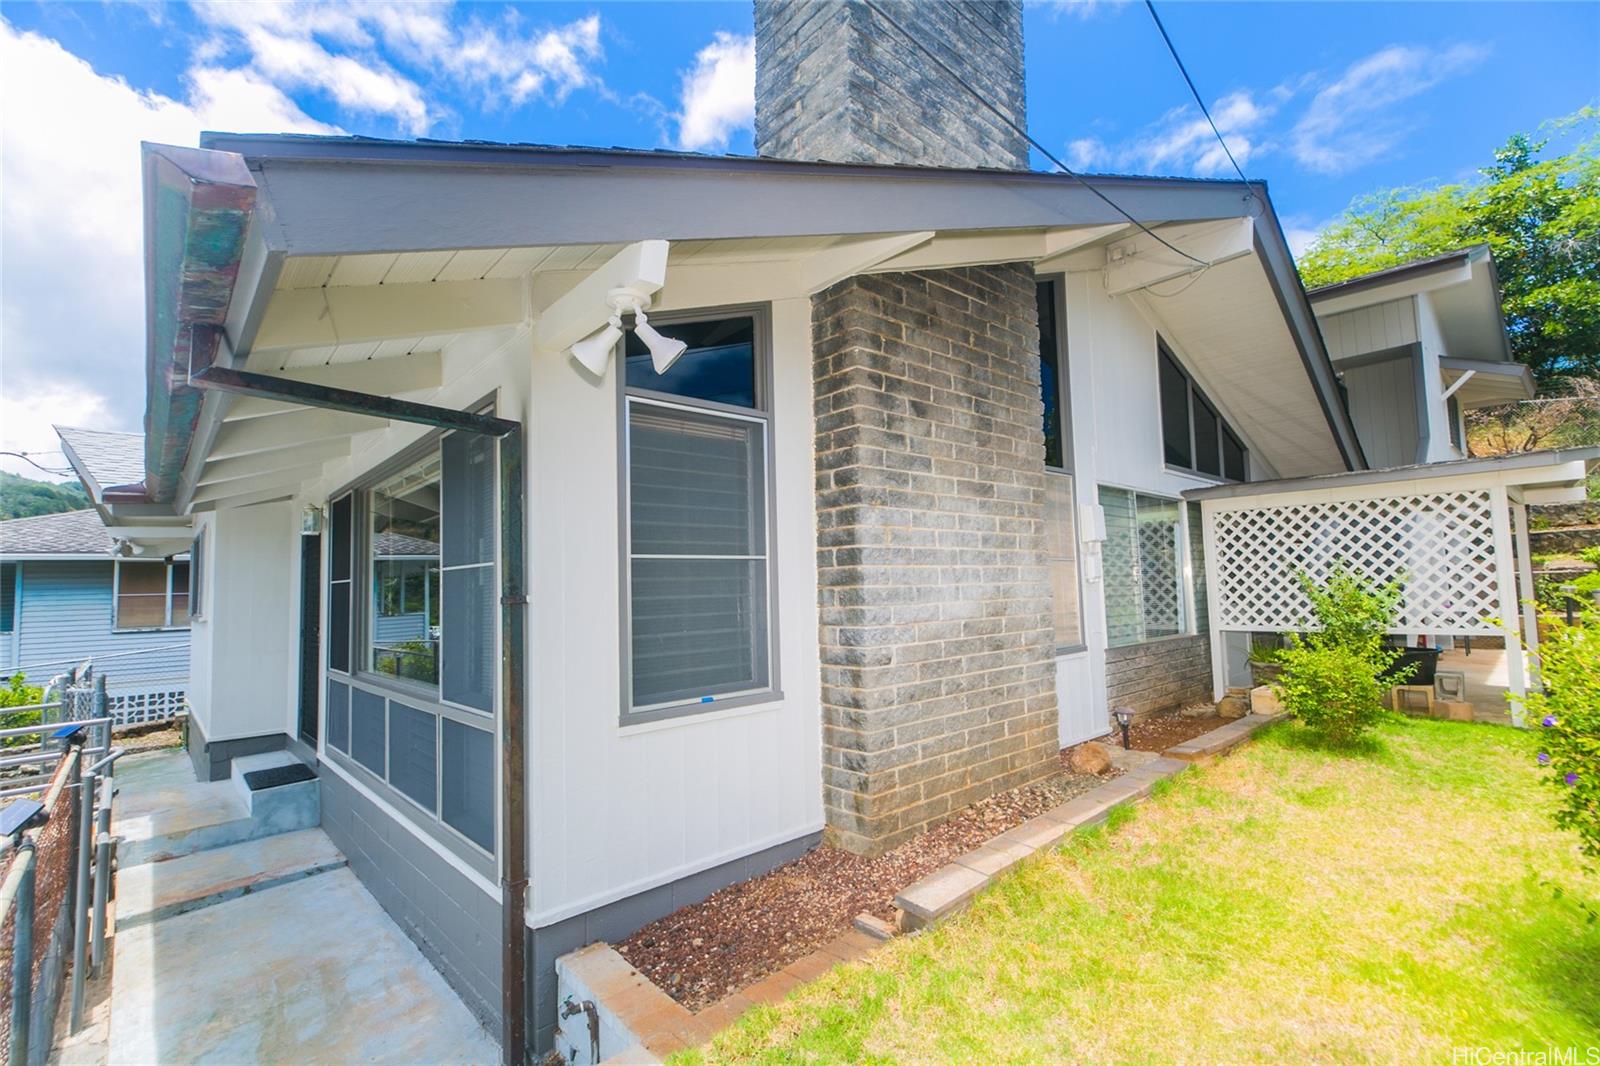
xmin=328 ymin=495 xmax=353 ymax=674
xmin=441 ymin=718 xmax=494 ymax=851
xmin=326 ymin=679 xmax=350 ymax=753
xmin=169 ymin=561 xmax=191 ymax=626
xmin=115 ymin=562 xmax=169 ymax=629
xmin=188 ymin=532 xmax=205 ymax=622
xmin=1099 ymin=486 xmax=1189 ymax=647
xmin=1037 ymin=281 xmax=1068 ymax=471
xmin=1193 ymin=394 xmax=1221 ymax=477
xmin=441 ymin=431 xmax=496 ymax=712
xmin=351 ymin=687 xmax=386 ymax=775
xmin=388 ymin=701 xmax=438 ymax=813
xmin=1158 ymin=350 xmax=1192 ymax=469
xmin=627 ymin=401 xmax=771 ymax=711
xmin=370 ymin=454 xmax=441 ymax=684
xmin=1044 ymin=473 xmax=1082 ymax=649
xmin=1222 ymin=429 xmax=1248 ymax=482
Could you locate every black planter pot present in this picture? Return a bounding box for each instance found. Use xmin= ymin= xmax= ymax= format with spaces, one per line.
xmin=1383 ymin=646 xmax=1442 ymax=687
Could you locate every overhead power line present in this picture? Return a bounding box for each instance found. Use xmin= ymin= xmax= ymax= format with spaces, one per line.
xmin=1144 ymin=0 xmax=1252 ymax=186
xmin=859 ymin=0 xmax=1211 ymax=270
xmin=0 ymin=451 xmax=75 ymax=477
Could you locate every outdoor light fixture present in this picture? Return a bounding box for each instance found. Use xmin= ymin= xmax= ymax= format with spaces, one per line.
xmin=1112 ymin=707 xmax=1134 ymax=750
xmin=301 ymin=504 xmax=324 ymax=535
xmin=568 ymin=288 xmax=686 ymax=376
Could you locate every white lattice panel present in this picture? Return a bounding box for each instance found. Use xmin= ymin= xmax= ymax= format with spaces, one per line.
xmin=1211 ymin=489 xmax=1502 ymax=634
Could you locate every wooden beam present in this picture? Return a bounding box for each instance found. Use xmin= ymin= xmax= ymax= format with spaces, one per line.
xmin=190 ymin=365 xmax=518 ymax=438
xmin=253 ymin=278 xmax=526 ymax=352
xmin=198 ymin=439 xmax=350 ymax=487
xmin=1102 ymin=218 xmax=1255 ymax=297
xmin=532 ymin=240 xmax=669 ymax=353
xmin=99 ymin=525 xmax=194 ymax=541
xmin=189 ymin=486 xmax=299 ymax=514
xmin=190 ymin=464 xmax=324 ymax=505
xmin=869 ymin=231 xmax=1051 ymax=273
xmin=210 ymin=408 xmax=388 ymax=461
xmin=1035 ymin=224 xmax=1132 ymax=270
xmin=800 ymin=232 xmax=934 ymax=293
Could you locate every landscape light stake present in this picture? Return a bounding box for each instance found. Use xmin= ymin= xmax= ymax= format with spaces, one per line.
xmin=1113 ymin=708 xmax=1134 ymax=750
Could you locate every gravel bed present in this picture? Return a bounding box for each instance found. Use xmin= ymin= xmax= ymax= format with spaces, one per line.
xmin=615 ymin=756 xmax=1114 ymax=1011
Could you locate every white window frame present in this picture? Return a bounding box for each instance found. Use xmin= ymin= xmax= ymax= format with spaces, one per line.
xmin=1099 ymin=485 xmax=1208 ymax=649
xmin=112 ymin=558 xmax=191 ymax=632
xmin=618 ymin=305 xmax=781 ymax=724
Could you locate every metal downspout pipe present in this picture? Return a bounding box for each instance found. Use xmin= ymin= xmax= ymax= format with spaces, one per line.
xmin=499 ymin=425 xmax=529 ymax=1065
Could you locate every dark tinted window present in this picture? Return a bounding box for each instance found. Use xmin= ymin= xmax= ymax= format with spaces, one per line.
xmin=1037 ymin=282 xmax=1066 ymax=470
xmin=441 ymin=719 xmax=494 ymax=851
xmin=1193 ymin=393 xmax=1222 ymax=477
xmin=328 ymin=495 xmax=352 ymax=673
xmin=351 ymin=688 xmax=386 ymax=774
xmin=326 ymin=680 xmax=350 ymax=753
xmin=1223 ymin=429 xmax=1248 ymax=482
xmin=388 ymin=701 xmax=438 ymax=813
xmin=625 ymin=316 xmax=757 ymax=408
xmin=1158 ymin=350 xmax=1192 ymax=468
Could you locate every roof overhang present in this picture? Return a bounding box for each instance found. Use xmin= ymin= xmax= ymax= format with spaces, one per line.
xmin=1441 ymin=357 xmax=1536 ymax=407
xmin=1184 ymin=445 xmax=1600 ymax=505
xmin=136 ymin=136 xmax=1369 ymax=508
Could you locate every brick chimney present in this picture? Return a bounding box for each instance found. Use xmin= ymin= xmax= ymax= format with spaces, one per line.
xmin=756 ymin=1 xmax=1059 ymax=856
xmin=755 ymin=0 xmax=1028 ymax=169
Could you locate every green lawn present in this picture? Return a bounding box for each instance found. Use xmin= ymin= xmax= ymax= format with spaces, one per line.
xmin=681 ymin=718 xmax=1600 ymax=1064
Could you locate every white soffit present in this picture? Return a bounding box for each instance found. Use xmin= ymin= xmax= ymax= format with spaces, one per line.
xmin=1137 ymin=253 xmax=1346 ymax=479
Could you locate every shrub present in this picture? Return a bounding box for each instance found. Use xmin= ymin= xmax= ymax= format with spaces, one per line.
xmin=0 ymin=674 xmax=43 ymax=748
xmin=1524 ymin=607 xmax=1600 ymax=863
xmin=1274 ymin=565 xmax=1409 ymax=744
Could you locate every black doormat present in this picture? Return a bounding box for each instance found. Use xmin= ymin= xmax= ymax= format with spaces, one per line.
xmin=242 ymin=763 xmax=317 ymax=791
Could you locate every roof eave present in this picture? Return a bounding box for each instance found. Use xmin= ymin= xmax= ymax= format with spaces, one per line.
xmin=140 ymin=142 xmax=258 ymax=505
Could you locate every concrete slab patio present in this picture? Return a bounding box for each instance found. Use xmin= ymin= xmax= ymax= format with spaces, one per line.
xmin=108 ymin=865 xmax=497 ymax=1064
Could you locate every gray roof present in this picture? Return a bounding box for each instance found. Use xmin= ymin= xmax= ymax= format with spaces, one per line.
xmin=0 ymin=509 xmax=114 ymax=558
xmin=1305 ymin=244 xmax=1490 ymax=300
xmin=55 ymin=426 xmax=145 ymax=495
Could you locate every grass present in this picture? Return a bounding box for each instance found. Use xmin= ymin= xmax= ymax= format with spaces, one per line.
xmin=677 ymin=717 xmax=1600 ymax=1064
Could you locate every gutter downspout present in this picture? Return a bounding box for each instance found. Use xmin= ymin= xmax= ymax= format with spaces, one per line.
xmin=499 ymin=425 xmax=529 ymax=1066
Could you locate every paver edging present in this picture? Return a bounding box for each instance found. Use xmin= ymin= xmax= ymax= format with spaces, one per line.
xmin=891 ymin=714 xmax=1288 ymax=934
xmin=561 ymin=926 xmax=885 ymax=1063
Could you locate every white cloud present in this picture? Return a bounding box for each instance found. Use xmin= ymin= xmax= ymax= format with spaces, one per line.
xmin=1121 ymin=90 xmax=1273 ymax=177
xmin=0 ymin=391 xmax=114 ymax=483
xmin=1290 ymin=43 xmax=1488 ymax=174
xmin=1036 ymin=0 xmax=1133 ymax=20
xmin=675 ymin=32 xmax=754 ymax=152
xmin=0 ymin=21 xmax=336 ymax=456
xmin=1281 ymin=214 xmax=1334 ymax=259
xmin=1065 ymin=137 xmax=1105 ymax=171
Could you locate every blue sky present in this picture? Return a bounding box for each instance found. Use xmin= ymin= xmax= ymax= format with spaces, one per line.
xmin=1 ymin=1 xmax=1596 ymax=477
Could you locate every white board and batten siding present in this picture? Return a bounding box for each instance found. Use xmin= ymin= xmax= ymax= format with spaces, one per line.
xmin=9 ymin=561 xmax=190 ymax=686
xmin=1318 ymin=297 xmax=1418 ymax=361
xmin=1341 ymin=357 xmax=1422 ymax=469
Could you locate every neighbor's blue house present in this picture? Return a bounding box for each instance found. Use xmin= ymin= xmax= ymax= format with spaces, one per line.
xmin=1 ymin=427 xmax=192 ymax=723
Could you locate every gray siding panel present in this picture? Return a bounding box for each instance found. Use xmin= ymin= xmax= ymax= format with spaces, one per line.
xmin=13 ymin=561 xmax=190 ymax=687
xmin=1342 ymin=356 xmax=1420 ymax=469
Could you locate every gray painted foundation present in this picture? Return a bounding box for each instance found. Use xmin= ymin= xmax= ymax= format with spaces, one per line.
xmin=318 ymin=766 xmax=502 ymax=1029
xmin=527 ymin=831 xmax=822 ymax=1053
xmin=184 ymin=716 xmax=287 ymax=782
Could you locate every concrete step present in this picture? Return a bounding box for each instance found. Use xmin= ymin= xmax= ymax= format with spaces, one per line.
xmin=231 ymin=751 xmax=320 ymax=833
xmin=117 ymin=754 xmax=321 ymax=867
xmin=116 ymin=829 xmax=347 ymax=929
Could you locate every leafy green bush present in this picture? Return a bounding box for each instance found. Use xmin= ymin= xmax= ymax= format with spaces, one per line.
xmin=0 ymin=674 xmax=44 ymax=748
xmin=1274 ymin=566 xmax=1409 ymax=744
xmin=1524 ymin=607 xmax=1600 ymax=863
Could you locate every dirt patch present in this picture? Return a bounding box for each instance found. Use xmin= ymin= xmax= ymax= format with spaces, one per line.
xmin=1114 ymin=709 xmax=1223 ymax=752
xmin=616 ymin=761 xmax=1115 ymax=1011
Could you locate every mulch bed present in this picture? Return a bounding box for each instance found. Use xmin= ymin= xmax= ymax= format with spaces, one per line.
xmin=1116 ymin=708 xmax=1225 ymax=752
xmin=616 ymin=753 xmax=1116 ymax=1011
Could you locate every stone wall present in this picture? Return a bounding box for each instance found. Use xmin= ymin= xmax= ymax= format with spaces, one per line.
xmin=1105 ymin=636 xmax=1214 ymax=719
xmin=754 ymin=0 xmax=1027 ymax=170
xmin=812 ymin=264 xmax=1060 ymax=855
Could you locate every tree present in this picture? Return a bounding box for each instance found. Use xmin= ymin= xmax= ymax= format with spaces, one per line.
xmin=0 ymin=472 xmax=89 ymax=520
xmin=1299 ymin=109 xmax=1600 ymax=386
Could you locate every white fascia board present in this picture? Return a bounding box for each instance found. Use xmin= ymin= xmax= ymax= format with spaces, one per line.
xmin=1309 ymin=260 xmax=1476 ymax=316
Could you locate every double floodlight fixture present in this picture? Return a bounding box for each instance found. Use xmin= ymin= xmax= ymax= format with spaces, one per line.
xmin=569 ymin=287 xmax=688 ymax=377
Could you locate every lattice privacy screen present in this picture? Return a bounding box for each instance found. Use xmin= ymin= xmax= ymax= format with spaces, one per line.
xmin=1210 ymin=489 xmax=1503 ymax=634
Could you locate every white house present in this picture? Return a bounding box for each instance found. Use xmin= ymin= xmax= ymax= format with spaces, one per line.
xmin=70 ymin=2 xmax=1593 ymax=1058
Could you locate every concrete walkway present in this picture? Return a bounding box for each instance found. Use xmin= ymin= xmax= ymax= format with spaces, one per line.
xmin=85 ymin=750 xmax=499 ymax=1065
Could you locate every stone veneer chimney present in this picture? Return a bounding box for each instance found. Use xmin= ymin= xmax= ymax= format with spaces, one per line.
xmin=756 ymin=1 xmax=1059 ymax=855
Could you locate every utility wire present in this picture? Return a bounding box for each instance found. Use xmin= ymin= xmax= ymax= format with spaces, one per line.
xmin=1144 ymin=0 xmax=1251 ymax=186
xmin=0 ymin=451 xmax=75 ymax=477
xmin=859 ymin=0 xmax=1211 ymax=270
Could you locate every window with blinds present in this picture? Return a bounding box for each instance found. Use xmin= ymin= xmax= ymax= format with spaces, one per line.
xmin=113 ymin=559 xmax=190 ymax=630
xmin=622 ymin=311 xmax=775 ymax=719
